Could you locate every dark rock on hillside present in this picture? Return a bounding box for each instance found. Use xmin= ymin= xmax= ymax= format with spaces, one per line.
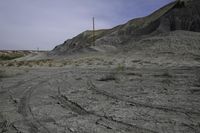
xmin=50 ymin=0 xmax=200 ymax=55
xmin=159 ymin=0 xmax=200 ymax=32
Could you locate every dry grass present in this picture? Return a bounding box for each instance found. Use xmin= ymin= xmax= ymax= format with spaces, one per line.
xmin=0 ymin=52 xmax=25 ymax=61
xmin=0 ymin=56 xmax=119 ymax=68
xmin=0 ymin=59 xmax=54 ymax=67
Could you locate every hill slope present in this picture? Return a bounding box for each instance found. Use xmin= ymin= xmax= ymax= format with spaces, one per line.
xmin=50 ymin=0 xmax=200 ymax=55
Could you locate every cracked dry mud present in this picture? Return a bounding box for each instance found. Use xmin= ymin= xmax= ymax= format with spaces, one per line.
xmin=0 ymin=66 xmax=200 ymax=133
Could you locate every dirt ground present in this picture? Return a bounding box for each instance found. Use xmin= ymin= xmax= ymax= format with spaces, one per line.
xmin=0 ymin=55 xmax=200 ymax=133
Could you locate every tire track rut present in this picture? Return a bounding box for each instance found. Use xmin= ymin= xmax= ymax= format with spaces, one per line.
xmin=16 ymin=70 xmax=71 ymax=133
xmin=87 ymin=80 xmax=200 ymax=116
xmin=18 ymin=79 xmax=51 ymax=133
xmin=53 ymin=94 xmax=157 ymax=133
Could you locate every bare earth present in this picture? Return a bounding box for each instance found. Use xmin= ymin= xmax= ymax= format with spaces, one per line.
xmin=0 ymin=56 xmax=200 ymax=133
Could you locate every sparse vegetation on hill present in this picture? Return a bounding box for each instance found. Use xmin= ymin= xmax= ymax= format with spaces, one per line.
xmin=0 ymin=51 xmax=34 ymax=61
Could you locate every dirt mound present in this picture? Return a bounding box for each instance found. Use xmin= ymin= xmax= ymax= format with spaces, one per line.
xmin=130 ymin=30 xmax=200 ymax=54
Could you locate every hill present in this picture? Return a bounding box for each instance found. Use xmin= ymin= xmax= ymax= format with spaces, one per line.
xmin=50 ymin=0 xmax=200 ymax=55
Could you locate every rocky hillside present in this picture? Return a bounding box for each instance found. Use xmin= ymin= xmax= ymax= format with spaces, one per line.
xmin=50 ymin=0 xmax=200 ymax=55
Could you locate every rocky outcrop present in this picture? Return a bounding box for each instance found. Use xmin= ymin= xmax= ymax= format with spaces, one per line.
xmin=158 ymin=0 xmax=200 ymax=32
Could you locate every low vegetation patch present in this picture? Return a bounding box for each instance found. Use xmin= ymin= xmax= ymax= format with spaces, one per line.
xmin=0 ymin=53 xmax=24 ymax=61
xmin=7 ymin=62 xmax=15 ymax=67
xmin=0 ymin=70 xmax=7 ymax=79
xmin=0 ymin=59 xmax=55 ymax=67
xmin=115 ymin=63 xmax=126 ymax=73
xmin=97 ymin=63 xmax=126 ymax=82
xmin=97 ymin=73 xmax=116 ymax=81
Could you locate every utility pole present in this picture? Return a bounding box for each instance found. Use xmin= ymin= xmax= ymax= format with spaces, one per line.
xmin=92 ymin=17 xmax=95 ymax=46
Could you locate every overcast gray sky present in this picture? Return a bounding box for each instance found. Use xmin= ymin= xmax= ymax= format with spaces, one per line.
xmin=0 ymin=0 xmax=173 ymax=50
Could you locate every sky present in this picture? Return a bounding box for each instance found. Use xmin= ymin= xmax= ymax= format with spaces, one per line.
xmin=0 ymin=0 xmax=174 ymax=50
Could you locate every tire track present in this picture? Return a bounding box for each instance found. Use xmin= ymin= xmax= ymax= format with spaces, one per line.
xmin=87 ymin=80 xmax=200 ymax=116
xmin=18 ymin=79 xmax=51 ymax=133
xmin=16 ymin=70 xmax=72 ymax=133
xmin=53 ymin=95 xmax=157 ymax=133
xmin=3 ymin=69 xmax=71 ymax=92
